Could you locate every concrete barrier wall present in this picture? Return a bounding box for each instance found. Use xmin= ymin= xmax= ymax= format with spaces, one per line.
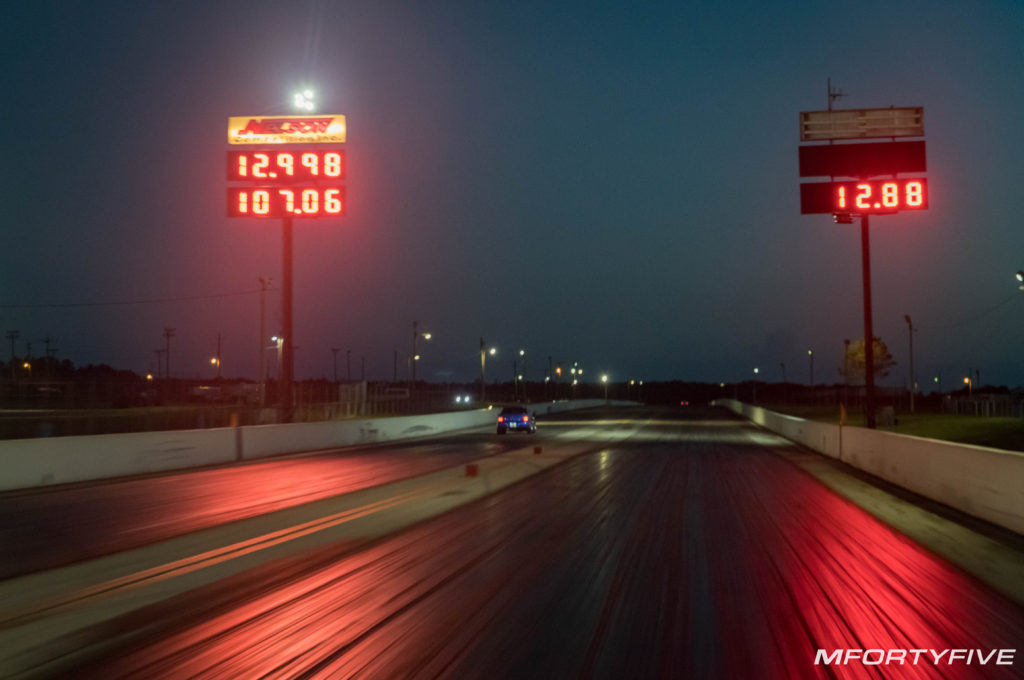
xmin=0 ymin=399 xmax=616 ymax=491
xmin=713 ymin=399 xmax=1024 ymax=535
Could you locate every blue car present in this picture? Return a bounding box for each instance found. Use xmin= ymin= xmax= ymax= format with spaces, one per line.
xmin=496 ymin=406 xmax=536 ymax=434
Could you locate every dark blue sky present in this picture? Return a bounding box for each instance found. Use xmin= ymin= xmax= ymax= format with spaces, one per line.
xmin=2 ymin=0 xmax=1023 ymax=388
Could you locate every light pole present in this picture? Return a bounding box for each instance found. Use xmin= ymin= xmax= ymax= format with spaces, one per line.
xmin=479 ymin=339 xmax=496 ymax=402
xmin=410 ymin=321 xmax=431 ymax=392
xmin=963 ymin=376 xmax=972 ymax=397
xmin=272 ymin=335 xmax=284 ymax=380
xmin=518 ymin=349 xmax=527 ymax=402
xmin=807 ymin=349 xmax=814 ymax=400
xmin=601 ymin=374 xmax=609 ymax=403
xmin=753 ymin=367 xmax=759 ymax=403
xmin=904 ymin=314 xmax=915 ymax=413
xmin=210 ymin=356 xmax=221 ymax=378
xmin=1017 ymin=270 xmax=1024 ymax=290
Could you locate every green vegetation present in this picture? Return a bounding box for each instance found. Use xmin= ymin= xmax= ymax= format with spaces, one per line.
xmin=765 ymin=404 xmax=1024 ymax=453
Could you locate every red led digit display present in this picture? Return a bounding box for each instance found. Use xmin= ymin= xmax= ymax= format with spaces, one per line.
xmin=227 ymin=149 xmax=346 ymax=182
xmin=227 ymin=187 xmax=346 ymax=218
xmin=833 ymin=178 xmax=928 ymax=213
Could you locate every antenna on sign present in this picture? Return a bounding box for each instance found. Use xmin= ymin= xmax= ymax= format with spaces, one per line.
xmin=827 ymin=78 xmax=847 ymax=111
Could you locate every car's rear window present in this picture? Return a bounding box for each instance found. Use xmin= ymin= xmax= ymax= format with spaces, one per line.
xmin=500 ymin=407 xmax=527 ymax=415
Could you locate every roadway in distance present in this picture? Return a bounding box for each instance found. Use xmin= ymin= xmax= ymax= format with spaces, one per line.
xmin=54 ymin=405 xmax=1023 ymax=679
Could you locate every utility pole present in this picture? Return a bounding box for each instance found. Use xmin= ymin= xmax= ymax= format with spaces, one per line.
xmin=163 ymin=328 xmax=175 ymax=379
xmin=780 ymin=362 xmax=787 ymax=402
xmin=904 ymin=314 xmax=915 ymax=413
xmin=154 ymin=349 xmax=165 ymax=378
xmin=6 ymin=330 xmax=18 ymax=381
xmin=44 ymin=336 xmax=57 ymax=380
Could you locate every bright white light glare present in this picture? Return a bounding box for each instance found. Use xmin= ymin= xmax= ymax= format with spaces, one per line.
xmin=455 ymin=396 xmax=462 ymax=403
xmin=294 ymin=89 xmax=316 ymax=112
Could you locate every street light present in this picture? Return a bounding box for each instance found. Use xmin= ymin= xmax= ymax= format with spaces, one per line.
xmin=601 ymin=374 xmax=609 ymax=403
xmin=480 ymin=339 xmax=497 ymax=402
xmin=1017 ymin=270 xmax=1024 ymax=290
xmin=753 ymin=367 xmax=759 ymax=403
xmin=411 ymin=321 xmax=432 ymax=389
xmin=963 ymin=376 xmax=972 ymax=397
xmin=210 ymin=356 xmax=221 ymax=378
xmin=807 ymin=349 xmax=814 ymax=397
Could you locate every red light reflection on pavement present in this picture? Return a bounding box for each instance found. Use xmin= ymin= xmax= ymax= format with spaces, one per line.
xmin=70 ymin=430 xmax=1024 ymax=679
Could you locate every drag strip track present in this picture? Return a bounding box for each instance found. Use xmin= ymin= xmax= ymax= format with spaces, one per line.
xmin=68 ymin=414 xmax=1024 ymax=679
xmin=0 ymin=432 xmax=528 ymax=579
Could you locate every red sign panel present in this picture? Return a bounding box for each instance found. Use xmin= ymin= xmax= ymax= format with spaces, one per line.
xmin=798 ymin=141 xmax=926 ymax=178
xmin=800 ymin=178 xmax=928 ymax=215
xmin=227 ymin=149 xmax=345 ymax=182
xmin=227 ymin=186 xmax=346 ymax=218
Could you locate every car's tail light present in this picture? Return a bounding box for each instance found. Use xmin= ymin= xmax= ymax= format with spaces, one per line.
xmin=498 ymin=416 xmax=504 ymax=422
xmin=522 ymin=415 xmax=529 ymax=422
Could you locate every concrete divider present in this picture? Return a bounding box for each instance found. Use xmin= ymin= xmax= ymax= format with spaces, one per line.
xmin=0 ymin=399 xmax=619 ymax=491
xmin=713 ymin=399 xmax=1024 ymax=535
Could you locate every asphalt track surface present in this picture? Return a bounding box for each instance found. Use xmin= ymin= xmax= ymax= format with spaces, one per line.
xmin=0 ymin=432 xmax=528 ymax=579
xmin=8 ymin=406 xmax=1024 ymax=678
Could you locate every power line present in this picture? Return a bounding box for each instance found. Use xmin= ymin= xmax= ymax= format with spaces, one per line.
xmin=0 ymin=288 xmax=278 ymax=310
xmin=917 ymin=293 xmax=1018 ymax=330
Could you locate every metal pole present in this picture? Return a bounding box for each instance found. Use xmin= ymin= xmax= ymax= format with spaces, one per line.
xmin=905 ymin=314 xmax=915 ymax=413
xmin=479 ymin=337 xmax=486 ymax=402
xmin=513 ymin=359 xmax=518 ymax=401
xmin=281 ymin=216 xmax=294 ymax=423
xmin=861 ymin=214 xmax=876 ymax=428
xmin=411 ymin=320 xmax=418 ymax=387
xmin=163 ymin=328 xmax=175 ymax=380
xmin=258 ymin=277 xmax=268 ymax=408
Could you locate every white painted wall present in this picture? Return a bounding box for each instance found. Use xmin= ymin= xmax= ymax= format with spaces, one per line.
xmin=0 ymin=400 xmax=617 ymax=490
xmin=714 ymin=399 xmax=1024 ymax=535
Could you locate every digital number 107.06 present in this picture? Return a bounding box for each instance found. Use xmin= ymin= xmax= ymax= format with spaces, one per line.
xmin=231 ymin=187 xmax=345 ymax=217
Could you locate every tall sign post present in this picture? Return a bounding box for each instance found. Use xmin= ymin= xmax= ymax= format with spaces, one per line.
xmin=227 ymin=113 xmax=347 ymax=422
xmin=798 ymin=105 xmax=927 ymax=428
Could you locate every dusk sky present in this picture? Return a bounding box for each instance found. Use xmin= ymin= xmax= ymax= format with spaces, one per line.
xmin=2 ymin=0 xmax=1023 ymax=388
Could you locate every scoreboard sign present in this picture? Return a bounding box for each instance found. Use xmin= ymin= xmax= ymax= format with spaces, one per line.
xmin=798 ymin=106 xmax=927 ymax=217
xmin=226 ymin=113 xmax=346 ymax=219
